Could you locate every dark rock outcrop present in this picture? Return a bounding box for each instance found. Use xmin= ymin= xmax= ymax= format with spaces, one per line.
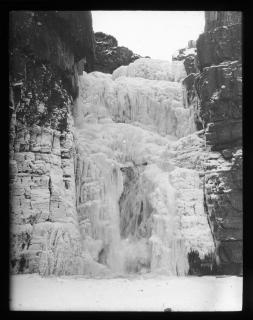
xmin=197 ymin=23 xmax=241 ymax=71
xmin=195 ymin=60 xmax=242 ymax=148
xmin=172 ymin=41 xmax=198 ymax=75
xmin=204 ymin=149 xmax=242 ymax=274
xmin=93 ymin=32 xmax=142 ymax=73
xmin=204 ymin=11 xmax=242 ymax=32
xmin=194 ymin=11 xmax=242 ymax=274
xmin=9 ymin=11 xmax=95 ymax=101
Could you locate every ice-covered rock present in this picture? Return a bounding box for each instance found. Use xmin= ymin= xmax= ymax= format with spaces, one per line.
xmin=195 ymin=12 xmax=242 ymax=274
xmin=9 ymin=124 xmax=87 ymax=276
xmin=169 ymin=167 xmax=214 ymax=259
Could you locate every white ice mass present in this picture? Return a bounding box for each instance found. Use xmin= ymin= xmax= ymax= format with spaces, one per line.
xmin=74 ymin=58 xmax=196 ymax=138
xmin=70 ymin=58 xmax=214 ymax=277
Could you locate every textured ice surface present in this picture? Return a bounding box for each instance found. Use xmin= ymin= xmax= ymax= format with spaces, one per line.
xmin=112 ymin=58 xmax=187 ymax=81
xmin=73 ymin=119 xmax=214 ymax=275
xmin=70 ymin=57 xmax=214 ymax=276
xmin=74 ymin=122 xmax=181 ymax=274
xmin=75 ymin=59 xmax=195 ymax=138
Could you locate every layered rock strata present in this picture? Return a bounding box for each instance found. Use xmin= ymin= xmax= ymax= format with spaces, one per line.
xmin=9 ymin=11 xmax=95 ymax=275
xmin=171 ymin=11 xmax=242 ymax=274
xmin=194 ymin=11 xmax=242 ymax=274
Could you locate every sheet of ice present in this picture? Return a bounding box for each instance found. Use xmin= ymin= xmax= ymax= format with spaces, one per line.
xmin=75 ymin=60 xmax=195 ymax=138
xmin=74 ymin=121 xmax=171 ymax=166
xmin=142 ymin=164 xmax=189 ymax=275
xmin=10 ymin=274 xmax=242 ymax=311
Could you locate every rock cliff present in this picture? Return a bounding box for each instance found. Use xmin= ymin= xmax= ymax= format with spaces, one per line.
xmin=9 ymin=11 xmax=96 ymax=275
xmin=204 ymin=11 xmax=242 ymax=32
xmin=194 ymin=11 xmax=242 ymax=274
xmin=93 ymin=32 xmax=142 ymax=73
xmin=170 ymin=11 xmax=242 ymax=275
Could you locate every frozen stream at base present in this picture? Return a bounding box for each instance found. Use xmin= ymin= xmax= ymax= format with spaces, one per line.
xmin=10 ymin=274 xmax=242 ymax=311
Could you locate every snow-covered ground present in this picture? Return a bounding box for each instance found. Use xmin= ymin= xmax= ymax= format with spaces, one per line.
xmin=10 ymin=274 xmax=242 ymax=311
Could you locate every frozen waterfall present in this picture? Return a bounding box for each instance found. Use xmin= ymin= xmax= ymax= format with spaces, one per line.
xmin=73 ymin=58 xmax=214 ymax=276
xmin=74 ymin=58 xmax=196 ymax=138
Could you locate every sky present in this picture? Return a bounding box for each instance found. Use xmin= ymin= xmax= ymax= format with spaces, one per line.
xmin=92 ymin=11 xmax=205 ymax=61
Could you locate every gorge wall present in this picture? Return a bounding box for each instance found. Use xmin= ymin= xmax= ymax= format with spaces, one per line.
xmin=9 ymin=11 xmax=96 ymax=275
xmin=9 ymin=11 xmax=242 ymax=276
xmin=172 ymin=11 xmax=242 ymax=274
xmin=181 ymin=11 xmax=242 ymax=274
xmin=197 ymin=11 xmax=242 ymax=274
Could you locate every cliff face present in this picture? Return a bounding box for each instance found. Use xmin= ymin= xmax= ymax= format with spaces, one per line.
xmin=172 ymin=11 xmax=242 ymax=275
xmin=9 ymin=11 xmax=95 ymax=275
xmin=93 ymin=32 xmax=142 ymax=73
xmin=204 ymin=11 xmax=242 ymax=32
xmin=195 ymin=11 xmax=242 ymax=274
xmin=9 ymin=11 xmax=242 ymax=277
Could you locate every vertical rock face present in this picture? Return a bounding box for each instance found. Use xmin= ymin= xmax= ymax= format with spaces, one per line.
xmin=204 ymin=11 xmax=242 ymax=32
xmin=9 ymin=11 xmax=95 ymax=275
xmin=194 ymin=11 xmax=242 ymax=274
xmin=10 ymin=125 xmax=84 ymax=275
